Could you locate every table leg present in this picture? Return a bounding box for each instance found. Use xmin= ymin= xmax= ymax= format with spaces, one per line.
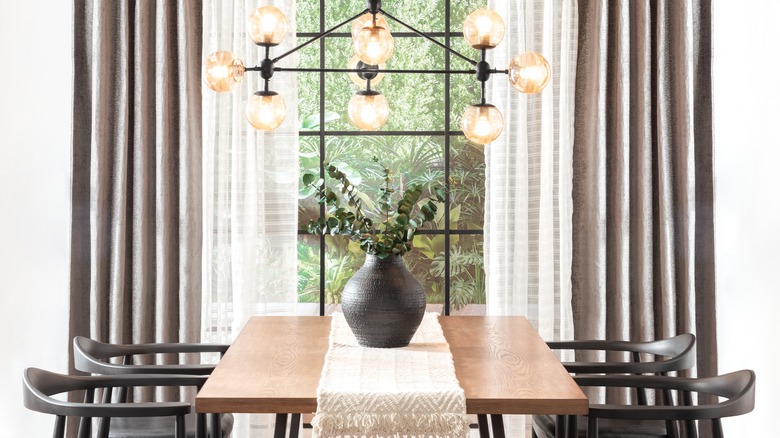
xmin=555 ymin=415 xmax=566 ymax=438
xmin=208 ymin=413 xmax=220 ymax=438
xmin=490 ymin=414 xmax=506 ymax=438
xmin=567 ymin=414 xmax=577 ymax=438
xmin=289 ymin=413 xmax=301 ymax=438
xmin=477 ymin=414 xmax=491 ymax=438
xmin=274 ymin=413 xmax=289 ymax=438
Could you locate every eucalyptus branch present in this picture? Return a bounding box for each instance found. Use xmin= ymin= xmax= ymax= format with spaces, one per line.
xmin=302 ymin=162 xmax=447 ymax=259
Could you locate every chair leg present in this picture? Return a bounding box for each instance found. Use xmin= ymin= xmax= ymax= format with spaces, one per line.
xmin=587 ymin=417 xmax=598 ymax=438
xmin=53 ymin=415 xmax=66 ymax=438
xmin=77 ymin=417 xmax=91 ymax=438
xmin=289 ymin=413 xmax=301 ymax=438
xmin=477 ymin=414 xmax=490 ymax=438
xmin=175 ymin=414 xmax=186 ymax=438
xmin=274 ymin=413 xmax=289 ymax=438
xmin=712 ymin=419 xmax=724 ymax=438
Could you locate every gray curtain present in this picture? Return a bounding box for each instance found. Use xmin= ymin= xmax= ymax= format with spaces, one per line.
xmin=69 ymin=0 xmax=203 ymax=371
xmin=571 ymin=0 xmax=716 ymax=382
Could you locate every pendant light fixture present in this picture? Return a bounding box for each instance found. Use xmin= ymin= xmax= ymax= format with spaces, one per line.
xmin=203 ymin=0 xmax=552 ymax=144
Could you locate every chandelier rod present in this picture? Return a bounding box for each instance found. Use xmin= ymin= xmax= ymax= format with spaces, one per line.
xmin=272 ymin=8 xmax=369 ymax=63
xmin=270 ymin=67 xmax=475 ymax=74
xmin=379 ymin=8 xmax=477 ymax=66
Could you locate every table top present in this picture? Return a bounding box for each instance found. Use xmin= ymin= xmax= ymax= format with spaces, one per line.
xmin=196 ymin=315 xmax=588 ymax=415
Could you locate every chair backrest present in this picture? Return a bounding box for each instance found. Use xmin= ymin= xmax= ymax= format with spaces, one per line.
xmin=74 ymin=336 xmax=229 ymax=375
xmin=576 ymin=370 xmax=756 ymax=438
xmin=548 ymin=333 xmax=697 ymax=375
xmin=23 ymin=367 xmax=205 ymax=438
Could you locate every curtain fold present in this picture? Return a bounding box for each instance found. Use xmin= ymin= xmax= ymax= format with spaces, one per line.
xmin=485 ymin=0 xmax=578 ymax=342
xmin=571 ymin=0 xmax=716 ymax=391
xmin=70 ymin=0 xmax=203 ymax=364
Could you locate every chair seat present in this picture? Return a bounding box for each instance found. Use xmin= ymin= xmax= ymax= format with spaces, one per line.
xmin=108 ymin=413 xmax=233 ymax=438
xmin=532 ymin=414 xmax=668 ymax=438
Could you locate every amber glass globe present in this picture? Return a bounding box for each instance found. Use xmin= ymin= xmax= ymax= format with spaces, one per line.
xmin=203 ymin=51 xmax=245 ymax=92
xmin=245 ymin=91 xmax=287 ymax=131
xmin=353 ymin=25 xmax=395 ymax=65
xmin=348 ymin=91 xmax=389 ymax=131
xmin=248 ymin=6 xmax=288 ymax=46
xmin=508 ymin=52 xmax=551 ymax=94
xmin=348 ymin=55 xmax=385 ymax=87
xmin=461 ymin=104 xmax=504 ymax=144
xmin=463 ymin=9 xmax=505 ymax=49
xmin=351 ymin=12 xmax=391 ymax=37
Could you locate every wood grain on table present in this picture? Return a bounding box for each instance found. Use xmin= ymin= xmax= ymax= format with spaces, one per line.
xmin=196 ymin=316 xmax=587 ymax=415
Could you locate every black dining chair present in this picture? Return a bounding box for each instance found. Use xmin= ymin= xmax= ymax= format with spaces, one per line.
xmin=575 ymin=369 xmax=756 ymax=438
xmin=23 ymin=367 xmax=208 ymax=438
xmin=73 ymin=336 xmax=233 ymax=437
xmin=532 ymin=334 xmax=697 ymax=438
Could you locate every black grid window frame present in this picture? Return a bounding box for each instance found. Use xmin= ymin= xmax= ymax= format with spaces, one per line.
xmin=299 ymin=1 xmax=484 ymax=316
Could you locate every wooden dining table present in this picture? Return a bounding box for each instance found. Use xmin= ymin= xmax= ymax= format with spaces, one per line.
xmin=196 ymin=315 xmax=588 ymax=438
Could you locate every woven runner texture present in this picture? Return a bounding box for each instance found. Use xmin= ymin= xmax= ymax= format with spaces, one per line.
xmin=311 ymin=312 xmax=471 ymax=438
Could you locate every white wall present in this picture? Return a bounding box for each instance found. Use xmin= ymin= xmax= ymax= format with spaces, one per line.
xmin=713 ymin=0 xmax=780 ymax=434
xmin=0 ymin=0 xmax=72 ymax=435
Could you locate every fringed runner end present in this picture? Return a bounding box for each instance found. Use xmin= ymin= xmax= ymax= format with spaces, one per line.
xmin=311 ymin=412 xmax=472 ymax=438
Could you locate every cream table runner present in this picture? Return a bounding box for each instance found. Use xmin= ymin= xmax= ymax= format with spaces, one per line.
xmin=311 ymin=312 xmax=470 ymax=438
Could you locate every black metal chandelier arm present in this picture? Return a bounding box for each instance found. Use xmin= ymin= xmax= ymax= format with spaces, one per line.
xmin=272 ymin=9 xmax=370 ymax=63
xmin=274 ymin=67 xmax=475 ymax=75
xmin=378 ymin=9 xmax=477 ymax=66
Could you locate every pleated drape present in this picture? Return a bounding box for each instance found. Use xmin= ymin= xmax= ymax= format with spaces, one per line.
xmin=69 ymin=0 xmax=203 ymax=368
xmin=572 ymin=0 xmax=716 ymax=386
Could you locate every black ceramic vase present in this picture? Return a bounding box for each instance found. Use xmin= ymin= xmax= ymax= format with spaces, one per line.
xmin=341 ymin=254 xmax=426 ymax=348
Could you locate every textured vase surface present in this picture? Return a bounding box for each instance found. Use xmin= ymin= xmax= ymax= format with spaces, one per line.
xmin=341 ymin=254 xmax=426 ymax=348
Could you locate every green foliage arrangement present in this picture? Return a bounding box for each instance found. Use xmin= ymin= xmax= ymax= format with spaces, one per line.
xmin=302 ymin=160 xmax=446 ymax=259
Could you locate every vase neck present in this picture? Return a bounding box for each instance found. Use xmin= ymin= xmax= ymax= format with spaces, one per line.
xmin=364 ymin=254 xmax=404 ymax=267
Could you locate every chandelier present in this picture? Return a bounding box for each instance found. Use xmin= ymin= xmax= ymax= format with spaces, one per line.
xmin=203 ymin=0 xmax=551 ymax=145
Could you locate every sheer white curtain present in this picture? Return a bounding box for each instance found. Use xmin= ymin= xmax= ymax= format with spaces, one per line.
xmin=485 ymin=0 xmax=577 ymax=341
xmin=202 ymin=0 xmax=299 ymax=343
xmin=484 ymin=1 xmax=577 ymax=435
xmin=202 ymin=1 xmax=299 ymax=435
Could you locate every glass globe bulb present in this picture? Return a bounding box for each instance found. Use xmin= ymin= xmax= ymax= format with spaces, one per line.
xmin=461 ymin=104 xmax=504 ymax=144
xmin=463 ymin=9 xmax=505 ymax=49
xmin=508 ymin=52 xmax=551 ymax=94
xmin=351 ymin=12 xmax=391 ymax=38
xmin=203 ymin=51 xmax=245 ymax=92
xmin=348 ymin=55 xmax=385 ymax=87
xmin=348 ymin=91 xmax=389 ymax=131
xmin=248 ymin=6 xmax=288 ymax=46
xmin=246 ymin=91 xmax=287 ymax=131
xmin=353 ymin=25 xmax=395 ymax=65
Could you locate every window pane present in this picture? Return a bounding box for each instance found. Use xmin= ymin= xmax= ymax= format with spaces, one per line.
xmin=450 ymin=135 xmax=485 ymax=230
xmin=298 ymin=136 xmax=320 ymax=229
xmin=449 ymin=234 xmax=486 ymax=314
xmin=323 ymin=37 xmax=446 ymax=132
xmin=296 ymin=0 xmax=321 ymax=33
xmin=323 ymin=135 xmax=445 ymax=230
xmin=407 ymin=236 xmax=445 ymax=304
xmin=325 ymin=0 xmax=445 ymax=33
xmin=296 ymin=40 xmax=321 ymax=129
xmin=450 ymin=0 xmax=489 ymax=33
xmin=298 ymin=234 xmax=321 ymax=304
xmin=324 ymin=235 xmax=363 ymax=304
